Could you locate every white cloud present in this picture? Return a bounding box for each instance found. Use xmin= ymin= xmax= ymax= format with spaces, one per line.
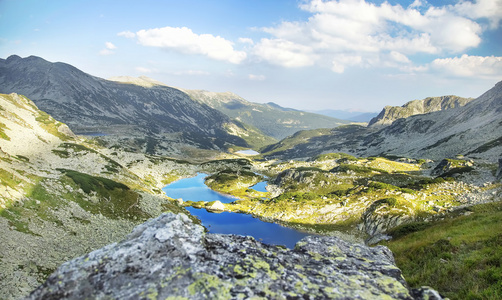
xmin=105 ymin=42 xmax=116 ymax=50
xmin=238 ymin=37 xmax=254 ymax=45
xmin=248 ymin=74 xmax=266 ymax=81
xmin=331 ymin=54 xmax=362 ymax=73
xmin=253 ymin=38 xmax=316 ymax=67
xmin=133 ymin=26 xmax=246 ymax=64
xmin=452 ymin=0 xmax=502 ymax=29
xmin=99 ymin=42 xmax=117 ymax=56
xmin=251 ymin=0 xmax=495 ymax=73
xmin=431 ymin=55 xmax=502 ymax=78
xmin=118 ymin=31 xmax=136 ymax=38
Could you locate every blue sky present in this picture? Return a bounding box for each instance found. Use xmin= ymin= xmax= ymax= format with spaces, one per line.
xmin=0 ymin=0 xmax=501 ymax=112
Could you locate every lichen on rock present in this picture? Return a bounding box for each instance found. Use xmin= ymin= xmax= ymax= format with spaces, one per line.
xmin=26 ymin=213 xmax=441 ymax=300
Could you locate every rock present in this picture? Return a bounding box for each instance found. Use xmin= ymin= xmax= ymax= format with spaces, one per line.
xmin=26 ymin=213 xmax=441 ymax=300
xmin=431 ymin=158 xmax=474 ymax=177
xmin=206 ymin=200 xmax=225 ymax=211
xmin=496 ymin=158 xmax=502 ymax=180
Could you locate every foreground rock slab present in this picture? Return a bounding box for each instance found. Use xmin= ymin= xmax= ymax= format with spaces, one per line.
xmin=26 ymin=213 xmax=440 ymax=300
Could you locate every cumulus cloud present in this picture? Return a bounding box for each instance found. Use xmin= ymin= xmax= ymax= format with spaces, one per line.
xmin=253 ymin=38 xmax=317 ymax=68
xmin=251 ymin=0 xmax=496 ymax=73
xmin=130 ymin=26 xmax=246 ymax=64
xmin=99 ymin=42 xmax=117 ymax=55
xmin=430 ymin=55 xmax=502 ymax=78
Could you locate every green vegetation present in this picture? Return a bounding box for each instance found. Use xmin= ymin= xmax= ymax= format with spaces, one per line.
xmin=383 ymin=201 xmax=502 ymax=299
xmin=35 ymin=110 xmax=71 ymax=141
xmin=0 ymin=122 xmax=10 ymax=140
xmin=224 ymin=120 xmax=277 ymax=150
xmin=260 ymin=128 xmax=332 ymax=154
xmin=59 ymin=169 xmax=148 ymax=220
xmin=204 ymin=169 xmax=266 ymax=198
xmin=311 ymin=152 xmax=357 ymax=162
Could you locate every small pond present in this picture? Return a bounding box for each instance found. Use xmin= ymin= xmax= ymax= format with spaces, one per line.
xmin=236 ymin=149 xmax=260 ymax=155
xmin=163 ymin=173 xmax=310 ymax=248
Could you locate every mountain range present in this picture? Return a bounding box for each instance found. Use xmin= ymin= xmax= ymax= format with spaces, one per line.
xmin=262 ymin=81 xmax=502 ymax=162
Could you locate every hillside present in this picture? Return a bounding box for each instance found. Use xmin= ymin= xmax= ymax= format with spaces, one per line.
xmin=182 ymin=89 xmax=350 ymax=140
xmin=0 ymin=92 xmax=198 ymax=299
xmin=0 ymin=55 xmax=250 ymax=152
xmin=262 ymin=82 xmax=502 ymax=162
xmin=368 ymin=95 xmax=474 ymax=127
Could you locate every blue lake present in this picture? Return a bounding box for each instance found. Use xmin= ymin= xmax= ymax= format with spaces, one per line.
xmin=236 ymin=149 xmax=260 ymax=155
xmin=163 ymin=173 xmax=311 ymax=248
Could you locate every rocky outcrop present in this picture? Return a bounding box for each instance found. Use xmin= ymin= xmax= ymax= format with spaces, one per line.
xmin=27 ymin=213 xmax=441 ymax=300
xmin=431 ymin=158 xmax=474 ymax=177
xmin=497 ymin=158 xmax=502 ymax=180
xmin=368 ymin=95 xmax=473 ymax=127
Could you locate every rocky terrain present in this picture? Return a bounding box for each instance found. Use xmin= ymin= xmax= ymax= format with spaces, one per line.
xmin=261 ymin=81 xmax=502 ymax=162
xmin=182 ymin=89 xmax=350 ymax=140
xmin=27 ymin=213 xmax=441 ymax=300
xmin=0 ymin=55 xmax=251 ymax=152
xmin=1 ymin=54 xmax=500 ymax=299
xmin=368 ymin=95 xmax=473 ymax=127
xmin=0 ymin=92 xmax=201 ymax=299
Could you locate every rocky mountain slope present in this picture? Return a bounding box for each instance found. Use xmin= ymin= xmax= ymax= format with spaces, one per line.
xmin=182 ymin=89 xmax=350 ymax=140
xmin=109 ymin=75 xmax=350 ymax=141
xmin=0 ymin=55 xmax=249 ymax=151
xmin=262 ymin=81 xmax=502 ymax=162
xmin=368 ymin=95 xmax=473 ymax=127
xmin=27 ymin=212 xmax=441 ymax=300
xmin=0 ymin=92 xmax=200 ymax=299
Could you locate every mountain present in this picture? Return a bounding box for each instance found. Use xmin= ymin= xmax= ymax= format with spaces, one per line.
xmin=181 ymin=89 xmax=350 ymax=140
xmin=0 ymin=55 xmax=249 ymax=151
xmin=0 ymin=92 xmax=218 ymax=299
xmin=309 ymin=109 xmax=378 ymax=122
xmin=368 ymin=95 xmax=473 ymax=127
xmin=262 ymin=82 xmax=502 ymax=162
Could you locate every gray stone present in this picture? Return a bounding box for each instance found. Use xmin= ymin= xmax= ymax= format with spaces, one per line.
xmin=496 ymin=158 xmax=502 ymax=180
xmin=26 ymin=213 xmax=442 ymax=300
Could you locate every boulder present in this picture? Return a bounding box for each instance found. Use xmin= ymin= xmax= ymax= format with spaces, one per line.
xmin=206 ymin=200 xmax=226 ymax=211
xmin=26 ymin=213 xmax=441 ymax=300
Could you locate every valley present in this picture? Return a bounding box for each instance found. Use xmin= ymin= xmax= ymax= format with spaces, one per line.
xmin=0 ymin=55 xmax=501 ymax=299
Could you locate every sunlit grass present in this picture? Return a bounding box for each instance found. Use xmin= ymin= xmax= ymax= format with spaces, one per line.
xmin=383 ymin=201 xmax=502 ymax=299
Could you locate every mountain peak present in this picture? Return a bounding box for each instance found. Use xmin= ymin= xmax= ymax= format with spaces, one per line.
xmin=108 ymin=75 xmax=169 ymax=88
xmin=368 ymin=95 xmax=474 ymax=127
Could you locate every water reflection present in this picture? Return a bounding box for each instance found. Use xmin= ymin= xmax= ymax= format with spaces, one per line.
xmin=163 ymin=173 xmax=310 ymax=248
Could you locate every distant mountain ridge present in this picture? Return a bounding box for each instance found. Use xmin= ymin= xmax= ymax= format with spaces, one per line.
xmin=308 ymin=109 xmax=378 ymax=122
xmin=0 ymin=55 xmax=251 ymax=151
xmin=181 ymin=89 xmax=350 ymax=140
xmin=262 ymin=81 xmax=502 ymax=162
xmin=368 ymin=95 xmax=474 ymax=127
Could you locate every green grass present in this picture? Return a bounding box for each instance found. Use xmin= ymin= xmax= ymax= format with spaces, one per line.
xmin=311 ymin=152 xmax=357 ymax=162
xmin=383 ymin=201 xmax=502 ymax=299
xmin=58 ymin=169 xmax=149 ymax=220
xmin=0 ymin=122 xmax=10 ymax=140
xmin=331 ymin=163 xmax=388 ymax=174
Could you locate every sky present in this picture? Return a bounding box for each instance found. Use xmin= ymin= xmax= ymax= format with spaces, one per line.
xmin=0 ymin=0 xmax=501 ymax=112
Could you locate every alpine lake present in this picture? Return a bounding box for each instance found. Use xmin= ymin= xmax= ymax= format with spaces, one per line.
xmin=162 ymin=173 xmax=311 ymax=248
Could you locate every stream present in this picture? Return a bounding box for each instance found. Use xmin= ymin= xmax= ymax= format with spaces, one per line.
xmin=162 ymin=173 xmax=311 ymax=248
